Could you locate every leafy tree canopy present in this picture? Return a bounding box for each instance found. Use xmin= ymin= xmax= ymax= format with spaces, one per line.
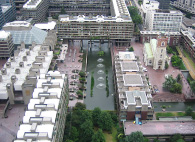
xmin=92 ymin=129 xmax=105 ymax=142
xmin=98 ymin=111 xmax=113 ymax=131
xmin=92 ymin=107 xmax=101 ymax=126
xmin=80 ymin=120 xmax=94 ymax=142
xmin=125 ymin=131 xmax=145 ymax=142
xmin=190 ymin=81 xmax=195 ymax=94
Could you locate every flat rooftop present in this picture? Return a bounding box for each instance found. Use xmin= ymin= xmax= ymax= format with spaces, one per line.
xmin=123 ymin=74 xmax=143 ymax=86
xmin=121 ymin=61 xmax=139 ymax=72
xmin=118 ymin=52 xmax=136 ymax=60
xmin=125 ymin=91 xmax=148 ymax=105
xmin=1 ymin=4 xmax=12 ymax=13
xmin=23 ymin=0 xmax=42 ymax=9
xmin=124 ymin=121 xmax=195 ymax=136
xmin=0 ymin=31 xmax=10 ymax=40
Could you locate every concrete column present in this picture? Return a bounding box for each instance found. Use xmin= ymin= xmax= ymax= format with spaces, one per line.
xmin=6 ymin=83 xmax=15 ymax=104
xmin=80 ymin=40 xmax=83 ymax=50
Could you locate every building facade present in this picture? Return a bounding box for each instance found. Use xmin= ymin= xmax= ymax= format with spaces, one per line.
xmin=22 ymin=0 xmax=49 ymax=23
xmin=156 ymin=0 xmax=170 ymax=9
xmin=114 ymin=52 xmax=153 ymax=123
xmin=14 ymin=71 xmax=69 ymax=142
xmin=171 ymin=0 xmax=195 ymax=14
xmin=57 ymin=0 xmax=134 ymax=46
xmin=140 ymin=31 xmax=181 ymax=47
xmin=143 ymin=36 xmax=168 ymax=70
xmin=145 ymin=9 xmax=183 ymax=32
xmin=49 ymin=0 xmax=110 ymax=16
xmin=0 ymin=31 xmax=14 ymax=58
xmin=14 ymin=0 xmax=28 ymax=14
xmin=181 ymin=30 xmax=195 ymax=60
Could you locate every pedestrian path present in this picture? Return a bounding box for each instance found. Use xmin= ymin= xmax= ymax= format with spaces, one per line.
xmin=177 ymin=46 xmax=195 ymax=80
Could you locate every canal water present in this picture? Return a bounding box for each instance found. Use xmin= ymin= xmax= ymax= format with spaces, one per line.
xmin=83 ymin=40 xmax=115 ymax=110
xmin=153 ymin=102 xmax=195 ymax=111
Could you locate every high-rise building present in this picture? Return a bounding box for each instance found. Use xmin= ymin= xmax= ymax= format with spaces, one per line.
xmin=156 ymin=0 xmax=170 ymax=9
xmin=22 ymin=0 xmax=49 ymax=23
xmin=14 ymin=71 xmax=69 ymax=142
xmin=145 ymin=9 xmax=183 ymax=32
xmin=14 ymin=0 xmax=28 ymax=14
xmin=0 ymin=4 xmax=4 ymax=30
xmin=0 ymin=31 xmax=14 ymax=58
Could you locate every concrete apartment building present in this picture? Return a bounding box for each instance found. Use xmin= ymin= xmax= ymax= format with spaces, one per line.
xmin=145 ymin=9 xmax=183 ymax=32
xmin=57 ymin=0 xmax=134 ymax=46
xmin=14 ymin=71 xmax=69 ymax=142
xmin=22 ymin=0 xmax=49 ymax=23
xmin=156 ymin=0 xmax=170 ymax=9
xmin=14 ymin=0 xmax=28 ymax=14
xmin=0 ymin=0 xmax=16 ymax=29
xmin=171 ymin=0 xmax=195 ymax=14
xmin=114 ymin=52 xmax=153 ymax=123
xmin=49 ymin=0 xmax=110 ymax=16
xmin=0 ymin=44 xmax=53 ymax=105
xmin=0 ymin=31 xmax=14 ymax=58
xmin=181 ymin=30 xmax=195 ymax=60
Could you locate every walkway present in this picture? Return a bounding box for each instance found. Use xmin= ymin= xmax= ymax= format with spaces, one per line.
xmin=177 ymin=46 xmax=195 ymax=80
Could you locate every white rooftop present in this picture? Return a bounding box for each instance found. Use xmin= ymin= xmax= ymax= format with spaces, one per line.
xmin=0 ymin=31 xmax=10 ymax=40
xmin=118 ymin=52 xmax=136 ymax=60
xmin=23 ymin=0 xmax=42 ymax=9
xmin=3 ymin=21 xmax=31 ymax=28
xmin=1 ymin=5 xmax=12 ymax=13
xmin=0 ymin=45 xmax=53 ymax=99
xmin=34 ymin=21 xmax=56 ymax=30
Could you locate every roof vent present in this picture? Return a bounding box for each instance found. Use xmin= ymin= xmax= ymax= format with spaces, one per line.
xmin=6 ymin=62 xmax=11 ymax=68
xmin=1 ymin=68 xmax=7 ymax=75
xmin=23 ymin=56 xmax=27 ymax=61
xmin=10 ymin=57 xmax=15 ymax=62
xmin=15 ymin=68 xmax=20 ymax=74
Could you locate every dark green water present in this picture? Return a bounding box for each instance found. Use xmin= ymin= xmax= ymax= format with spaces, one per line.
xmin=83 ymin=40 xmax=115 ymax=110
xmin=154 ymin=102 xmax=195 ymax=111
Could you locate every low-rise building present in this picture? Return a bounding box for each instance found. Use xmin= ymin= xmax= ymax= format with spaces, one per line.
xmin=114 ymin=52 xmax=153 ymax=123
xmin=0 ymin=30 xmax=14 ymax=58
xmin=143 ymin=35 xmax=168 ymax=70
xmin=14 ymin=71 xmax=69 ymax=142
xmin=140 ymin=31 xmax=181 ymax=46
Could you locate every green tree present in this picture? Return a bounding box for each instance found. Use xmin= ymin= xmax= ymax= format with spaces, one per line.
xmin=176 ymin=139 xmax=185 ymax=142
xmin=163 ymin=75 xmax=176 ymax=91
xmin=153 ymin=138 xmax=160 ymax=142
xmin=69 ymin=126 xmax=79 ymax=142
xmin=76 ymin=90 xmax=83 ymax=98
xmin=170 ymin=134 xmax=183 ymax=142
xmin=98 ymin=111 xmax=113 ymax=131
xmin=74 ymin=102 xmax=86 ymax=111
xmin=185 ymin=106 xmax=193 ymax=116
xmin=128 ymin=6 xmax=142 ymax=25
xmin=129 ymin=47 xmax=134 ymax=52
xmin=165 ymin=61 xmax=169 ymax=69
xmin=170 ymin=83 xmax=182 ymax=93
xmin=92 ymin=129 xmax=105 ymax=142
xmin=167 ymin=46 xmax=173 ymax=54
xmin=92 ymin=107 xmax=101 ymax=126
xmin=65 ymin=140 xmax=74 ymax=142
xmin=190 ymin=81 xmax=195 ymax=95
xmin=176 ymin=74 xmax=181 ymax=83
xmin=79 ymin=71 xmax=86 ymax=77
xmin=125 ymin=131 xmax=145 ymax=142
xmin=171 ymin=55 xmax=182 ymax=67
xmin=80 ymin=120 xmax=94 ymax=142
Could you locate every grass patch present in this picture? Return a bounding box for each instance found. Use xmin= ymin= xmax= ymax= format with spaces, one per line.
xmin=183 ymin=50 xmax=195 ymax=69
xmin=179 ymin=62 xmax=186 ymax=70
xmin=90 ymin=71 xmax=94 ymax=97
xmin=103 ymin=127 xmax=117 ymax=142
xmin=155 ymin=112 xmax=186 ymax=120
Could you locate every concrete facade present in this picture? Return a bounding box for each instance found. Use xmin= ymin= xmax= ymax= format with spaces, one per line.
xmin=0 ymin=31 xmax=14 ymax=58
xmin=57 ymin=0 xmax=134 ymax=46
xmin=14 ymin=71 xmax=69 ymax=142
xmin=171 ymin=0 xmax=195 ymax=14
xmin=145 ymin=9 xmax=183 ymax=32
xmin=22 ymin=0 xmax=49 ymax=23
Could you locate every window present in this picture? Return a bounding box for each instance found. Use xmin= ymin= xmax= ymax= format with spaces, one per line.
xmin=161 ymin=41 xmax=165 ymax=46
xmin=161 ymin=49 xmax=163 ymax=53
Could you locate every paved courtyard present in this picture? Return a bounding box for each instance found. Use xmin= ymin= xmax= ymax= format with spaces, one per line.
xmin=124 ymin=121 xmax=195 ymax=136
xmin=113 ymin=39 xmax=191 ymax=102
xmin=57 ymin=40 xmax=84 ymax=107
xmin=0 ymin=104 xmax=26 ymax=142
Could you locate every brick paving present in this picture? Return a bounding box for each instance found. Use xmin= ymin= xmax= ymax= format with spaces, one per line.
xmin=0 ymin=59 xmax=7 ymax=70
xmin=57 ymin=40 xmax=84 ymax=107
xmin=0 ymin=104 xmax=26 ymax=142
xmin=124 ymin=121 xmax=195 ymax=136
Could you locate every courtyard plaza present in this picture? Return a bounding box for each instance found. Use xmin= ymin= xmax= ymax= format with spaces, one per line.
xmin=57 ymin=40 xmax=84 ymax=107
